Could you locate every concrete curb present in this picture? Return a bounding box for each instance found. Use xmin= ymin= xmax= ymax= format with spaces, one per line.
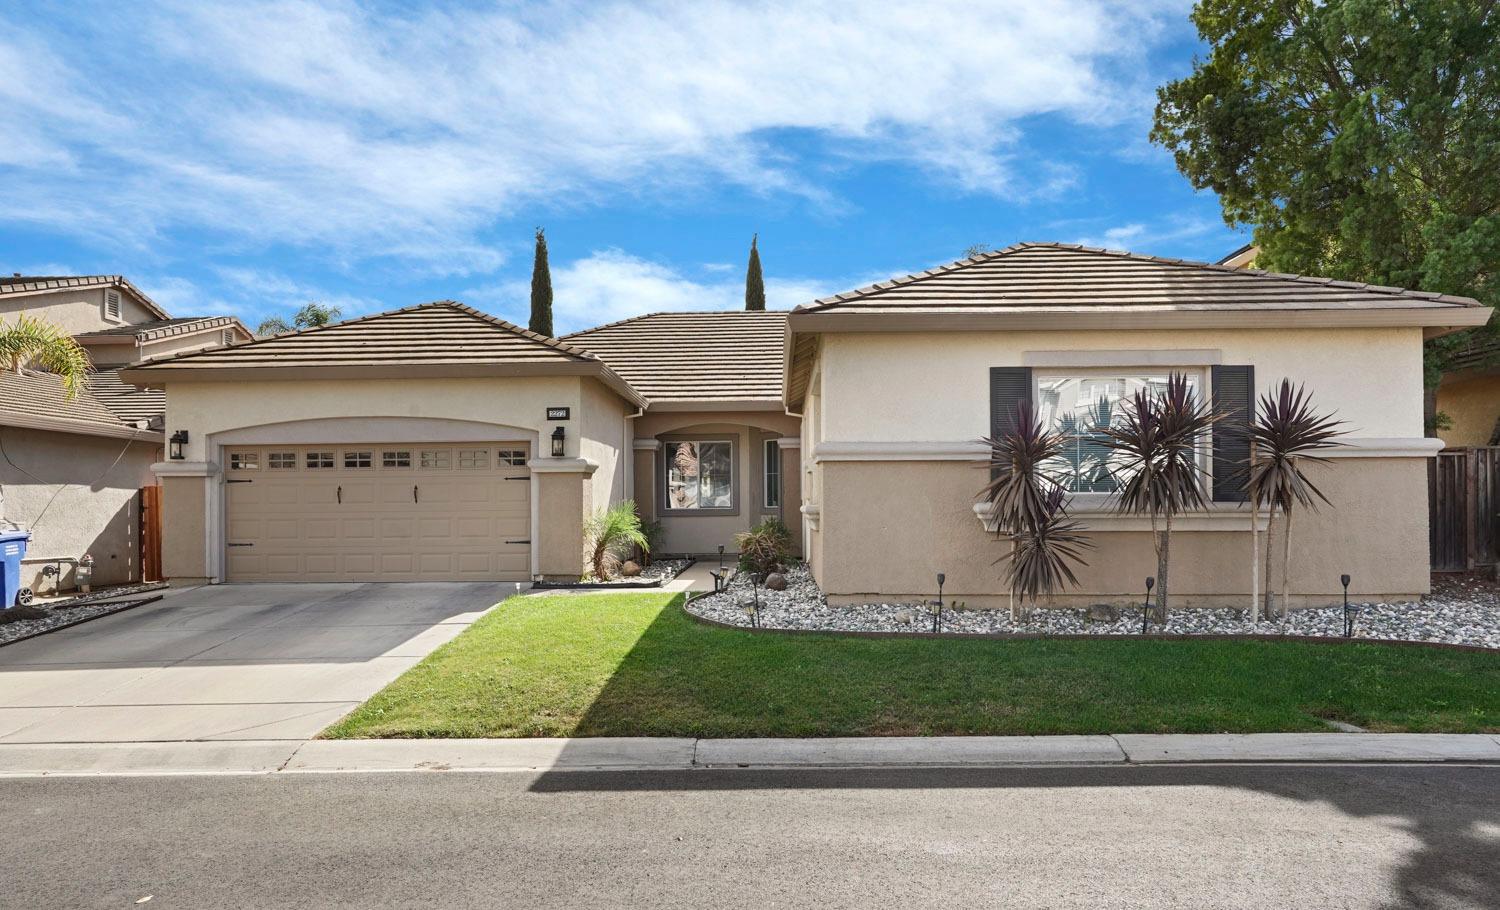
xmin=0 ymin=733 xmax=1497 ymax=777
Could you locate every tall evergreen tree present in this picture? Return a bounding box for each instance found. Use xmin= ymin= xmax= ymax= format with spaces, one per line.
xmin=744 ymin=234 xmax=766 ymax=311
xmin=529 ymin=227 xmax=554 ymax=336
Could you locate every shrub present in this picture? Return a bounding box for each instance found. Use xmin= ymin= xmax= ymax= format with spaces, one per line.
xmin=735 ymin=518 xmax=792 ymax=575
xmin=639 ymin=518 xmax=664 ymax=565
xmin=585 ymin=500 xmax=649 ymax=581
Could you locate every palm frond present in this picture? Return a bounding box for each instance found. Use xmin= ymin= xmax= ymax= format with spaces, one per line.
xmin=978 ymin=400 xmax=1070 ymax=533
xmin=585 ymin=500 xmax=649 ymax=580
xmin=1100 ymin=373 xmax=1224 ymax=518
xmin=998 ymin=487 xmax=1094 ymax=600
xmin=1245 ymin=379 xmax=1347 ymax=512
xmin=0 ymin=314 xmax=92 ymax=399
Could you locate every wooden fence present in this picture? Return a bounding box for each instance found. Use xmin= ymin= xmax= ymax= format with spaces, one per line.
xmin=1429 ymin=447 xmax=1500 ymax=572
xmin=140 ymin=485 xmax=163 ymax=583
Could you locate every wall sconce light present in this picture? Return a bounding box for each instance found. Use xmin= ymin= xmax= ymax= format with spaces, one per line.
xmin=169 ymin=429 xmax=189 ymax=460
xmin=550 ymin=426 xmax=566 ymax=457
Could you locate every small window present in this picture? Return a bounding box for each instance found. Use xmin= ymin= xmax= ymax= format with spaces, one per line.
xmin=419 ymin=449 xmax=451 ymax=470
xmin=305 ymin=451 xmax=335 ymax=469
xmin=457 ymin=448 xmax=489 ymax=470
xmin=664 ymin=440 xmax=733 ymax=510
xmin=104 ymin=290 xmax=121 ymax=320
xmin=344 ymin=451 xmax=373 ymax=469
xmin=382 ymin=450 xmax=412 ymax=468
xmin=763 ymin=440 xmax=781 ymax=509
xmin=228 ymin=452 xmax=259 ymax=471
xmin=496 ymin=448 xmax=527 ymax=467
xmin=267 ymin=452 xmax=297 ymax=469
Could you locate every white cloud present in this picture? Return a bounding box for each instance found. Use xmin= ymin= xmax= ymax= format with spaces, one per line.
xmin=0 ymin=1 xmax=1186 ymax=265
xmin=469 ymin=249 xmax=851 ymax=334
xmin=1071 ymin=215 xmax=1222 ymax=252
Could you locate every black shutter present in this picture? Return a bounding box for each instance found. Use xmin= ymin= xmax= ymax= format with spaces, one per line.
xmin=1211 ymin=364 xmax=1254 ymax=502
xmin=989 ymin=366 xmax=1033 ymax=439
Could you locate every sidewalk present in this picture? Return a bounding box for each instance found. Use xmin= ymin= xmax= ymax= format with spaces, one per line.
xmin=1 ymin=733 xmax=1497 ymax=777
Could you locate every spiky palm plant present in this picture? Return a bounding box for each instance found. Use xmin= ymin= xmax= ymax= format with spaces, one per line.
xmin=1101 ymin=374 xmax=1224 ymax=619
xmin=584 ymin=500 xmax=650 ymax=581
xmin=980 ymin=400 xmax=1089 ymax=616
xmin=1245 ymin=380 xmax=1346 ymax=618
xmin=0 ymin=314 xmax=91 ymax=399
xmin=1003 ymin=486 xmax=1094 ymax=605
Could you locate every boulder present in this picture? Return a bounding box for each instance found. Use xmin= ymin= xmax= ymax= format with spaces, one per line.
xmin=765 ymin=572 xmax=787 ymax=591
xmin=1087 ymin=603 xmax=1119 ymax=622
xmin=620 ymin=560 xmax=642 ymax=578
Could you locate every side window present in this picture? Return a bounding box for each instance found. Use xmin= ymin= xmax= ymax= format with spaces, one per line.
xmin=305 ymin=451 xmax=335 ymax=469
xmin=763 ymin=440 xmax=781 ymax=508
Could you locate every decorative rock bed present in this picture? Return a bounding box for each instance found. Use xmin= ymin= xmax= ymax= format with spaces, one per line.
xmin=686 ymin=565 xmax=1500 ymax=650
xmin=0 ymin=595 xmax=162 ymax=646
xmin=535 ymin=557 xmax=695 ymax=589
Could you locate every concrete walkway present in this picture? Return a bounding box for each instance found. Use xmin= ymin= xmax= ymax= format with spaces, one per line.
xmin=1 ymin=733 xmax=1496 ymax=777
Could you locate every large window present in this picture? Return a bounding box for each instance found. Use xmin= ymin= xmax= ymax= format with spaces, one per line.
xmin=1036 ymin=372 xmax=1203 ymax=493
xmin=763 ymin=440 xmax=781 ymax=508
xmin=664 ymin=440 xmax=733 ymax=510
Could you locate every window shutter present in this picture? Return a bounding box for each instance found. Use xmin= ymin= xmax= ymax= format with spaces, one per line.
xmin=989 ymin=366 xmax=1033 ymax=439
xmin=1211 ymin=365 xmax=1254 ymax=502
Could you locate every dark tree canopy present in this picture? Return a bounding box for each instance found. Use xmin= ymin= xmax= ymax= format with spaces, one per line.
xmin=745 ymin=234 xmax=766 ymax=311
xmin=1151 ymin=0 xmax=1500 ymax=377
xmin=530 ymin=227 xmax=554 ymax=337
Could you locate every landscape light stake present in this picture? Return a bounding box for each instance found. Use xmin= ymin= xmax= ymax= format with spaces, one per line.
xmin=1341 ymin=574 xmax=1354 ymax=638
xmin=930 ymin=572 xmax=946 ymax=633
xmin=718 ymin=545 xmax=725 ymax=573
xmin=1141 ymin=577 xmax=1155 ymax=635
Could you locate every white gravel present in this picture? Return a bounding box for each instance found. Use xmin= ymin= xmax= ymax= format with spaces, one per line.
xmin=580 ymin=557 xmax=694 ymax=585
xmin=687 ymin=565 xmax=1500 ymax=649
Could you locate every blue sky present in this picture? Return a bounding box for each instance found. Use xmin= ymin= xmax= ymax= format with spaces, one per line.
xmin=1 ymin=0 xmax=1244 ymax=335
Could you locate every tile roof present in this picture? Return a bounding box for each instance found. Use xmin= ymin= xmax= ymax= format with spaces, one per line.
xmin=797 ymin=242 xmax=1486 ymax=314
xmin=0 ymin=370 xmax=161 ymax=439
xmin=87 ymin=369 xmax=166 ymax=425
xmin=0 ymin=275 xmax=169 ymax=319
xmin=123 ymin=301 xmax=648 ymax=405
xmin=565 ymin=311 xmax=789 ymax=407
xmin=74 ymin=316 xmax=245 ymax=342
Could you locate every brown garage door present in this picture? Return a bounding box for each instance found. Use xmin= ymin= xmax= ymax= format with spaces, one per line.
xmin=223 ymin=443 xmax=531 ymax=582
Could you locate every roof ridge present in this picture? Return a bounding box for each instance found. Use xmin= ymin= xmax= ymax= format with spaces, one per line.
xmin=796 ymin=241 xmax=1482 ymax=311
xmin=563 ymin=309 xmax=790 ymax=339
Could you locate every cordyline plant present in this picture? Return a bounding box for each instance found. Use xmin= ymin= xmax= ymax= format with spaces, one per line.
xmin=1243 ymin=380 xmax=1346 ymax=619
xmin=1101 ymin=374 xmax=1225 ymax=620
xmin=979 ymin=401 xmax=1091 ymax=616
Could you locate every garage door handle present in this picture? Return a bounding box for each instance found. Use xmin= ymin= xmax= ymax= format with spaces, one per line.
xmin=337 ymin=485 xmax=342 ymax=504
xmin=413 ymin=485 xmax=419 ymax=503
xmin=227 ymin=542 xmax=254 ymax=547
xmin=505 ymin=539 xmax=531 ymax=545
xmin=504 ymin=476 xmax=528 ymax=481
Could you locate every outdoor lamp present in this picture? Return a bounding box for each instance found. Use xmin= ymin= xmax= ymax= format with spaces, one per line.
xmin=169 ymin=430 xmax=188 ymax=460
xmin=1341 ymin=574 xmax=1354 ymax=637
xmin=550 ymin=426 xmax=566 ymax=457
xmin=1142 ymin=576 xmax=1156 ymax=635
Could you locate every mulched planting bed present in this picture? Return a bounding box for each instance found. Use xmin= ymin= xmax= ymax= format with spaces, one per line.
xmin=688 ymin=565 xmax=1500 ymax=650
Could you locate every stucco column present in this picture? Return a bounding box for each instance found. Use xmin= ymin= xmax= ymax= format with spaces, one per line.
xmin=151 ymin=460 xmax=219 ymax=585
xmin=778 ymin=437 xmax=803 ymax=557
xmin=632 ymin=440 xmax=659 ymax=522
xmin=530 ymin=458 xmax=598 ymax=581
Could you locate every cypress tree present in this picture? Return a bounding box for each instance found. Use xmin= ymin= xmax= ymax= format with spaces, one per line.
xmin=529 ymin=227 xmax=554 ymax=336
xmin=744 ymin=233 xmax=766 ymax=311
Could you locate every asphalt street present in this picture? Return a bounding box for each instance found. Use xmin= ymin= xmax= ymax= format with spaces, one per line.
xmin=2 ymin=764 xmax=1495 ymax=909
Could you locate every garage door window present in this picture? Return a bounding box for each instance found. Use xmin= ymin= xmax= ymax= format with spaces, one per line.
xmin=382 ymin=450 xmax=412 ymax=468
xmin=306 ymin=451 xmax=334 ymax=469
xmin=343 ymin=451 xmax=373 ymax=469
xmin=420 ymin=450 xmax=451 ymax=469
xmin=497 ymin=448 xmax=527 ymax=466
xmin=268 ymin=452 xmax=297 ymax=469
xmin=458 ymin=449 xmax=489 ymax=470
xmin=229 ymin=452 xmax=258 ymax=471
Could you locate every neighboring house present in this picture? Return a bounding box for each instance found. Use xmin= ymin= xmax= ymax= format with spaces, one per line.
xmin=1217 ymin=244 xmax=1259 ymax=269
xmin=124 ymin=244 xmax=1490 ymax=606
xmin=1434 ymin=335 xmax=1500 ymax=447
xmin=0 ymin=275 xmax=251 ymax=594
xmin=784 ymin=243 xmax=1489 ymax=608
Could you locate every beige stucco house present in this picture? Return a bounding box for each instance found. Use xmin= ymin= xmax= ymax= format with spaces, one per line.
xmin=786 ymin=243 xmax=1491 ymax=607
xmin=1434 ymin=336 xmax=1500 ymax=447
xmin=123 ymin=243 xmax=1489 ymax=604
xmin=0 ymin=275 xmax=251 ymax=595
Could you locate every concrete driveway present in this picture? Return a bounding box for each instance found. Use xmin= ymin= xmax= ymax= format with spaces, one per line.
xmin=0 ymin=583 xmax=518 ymax=743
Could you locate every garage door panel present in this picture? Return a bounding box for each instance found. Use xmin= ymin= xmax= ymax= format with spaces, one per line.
xmin=226 ymin=442 xmax=530 ymax=582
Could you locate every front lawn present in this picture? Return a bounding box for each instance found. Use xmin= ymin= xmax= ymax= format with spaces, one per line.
xmin=323 ymin=592 xmax=1500 ymax=738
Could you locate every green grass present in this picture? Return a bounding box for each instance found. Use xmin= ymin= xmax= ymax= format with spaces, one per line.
xmin=322 ymin=592 xmax=1500 ymax=738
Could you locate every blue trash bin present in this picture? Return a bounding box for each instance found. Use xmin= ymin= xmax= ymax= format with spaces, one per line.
xmin=1 ymin=529 xmax=31 ymax=609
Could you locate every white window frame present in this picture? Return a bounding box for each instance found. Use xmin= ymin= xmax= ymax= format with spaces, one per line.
xmin=763 ymin=439 xmax=781 ymax=509
xmin=661 ymin=438 xmax=737 ymax=514
xmin=1034 ymin=367 xmax=1210 ymax=509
